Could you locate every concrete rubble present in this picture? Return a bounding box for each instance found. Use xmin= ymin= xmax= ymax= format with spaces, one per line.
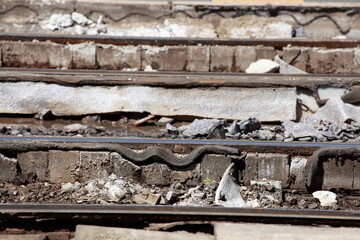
xmin=312 ymin=97 xmax=360 ymax=123
xmin=312 ymin=190 xmax=338 ymax=207
xmin=181 ymin=119 xmax=225 ymax=139
xmin=245 ymin=59 xmax=280 ymax=73
xmin=0 ymin=82 xmax=297 ymax=122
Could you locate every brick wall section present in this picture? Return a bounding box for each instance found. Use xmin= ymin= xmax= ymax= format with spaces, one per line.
xmin=2 ymin=41 xmax=360 ymax=73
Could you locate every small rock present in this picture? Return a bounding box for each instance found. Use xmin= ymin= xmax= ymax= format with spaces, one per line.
xmin=182 ymin=119 xmax=222 ymax=138
xmin=238 ymin=118 xmax=261 ymax=134
xmin=157 ymin=117 xmax=174 ymax=126
xmin=0 ymin=125 xmax=7 ymax=134
xmin=64 ymin=124 xmax=88 ymax=133
xmin=245 ymin=59 xmax=280 ymax=74
xmin=312 ymin=190 xmax=338 ymax=207
xmin=250 ymin=180 xmax=282 ymax=190
xmin=166 ymin=123 xmax=178 ymax=134
xmin=132 ymin=192 xmax=160 ymax=205
xmin=226 ymin=120 xmax=239 ymax=135
xmin=144 ymin=65 xmax=157 ymax=72
xmin=74 ymin=25 xmax=87 ymax=35
xmin=282 ymin=120 xmax=319 ymax=139
xmin=298 ymin=199 xmax=308 ymax=209
xmin=34 ymin=109 xmax=54 ymax=120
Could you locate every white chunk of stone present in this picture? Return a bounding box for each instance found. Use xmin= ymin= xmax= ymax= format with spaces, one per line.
xmin=245 ymin=59 xmax=280 ymax=74
xmin=71 ymin=12 xmax=90 ymax=25
xmin=317 ymin=87 xmax=347 ymax=100
xmin=312 ymin=190 xmax=338 ymax=207
xmin=0 ymin=82 xmax=297 ymax=122
xmin=215 ymin=163 xmax=245 ymax=207
xmin=48 ymin=14 xmax=73 ymax=28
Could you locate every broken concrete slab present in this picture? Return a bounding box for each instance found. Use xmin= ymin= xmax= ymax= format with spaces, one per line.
xmin=0 ymin=82 xmax=297 ymax=121
xmin=17 ymin=152 xmax=48 ymax=181
xmin=274 ymin=56 xmax=307 ymax=74
xmin=214 ymin=222 xmax=360 ymax=240
xmin=215 ymin=163 xmax=245 ymax=207
xmin=74 ymin=225 xmax=214 ymax=240
xmin=0 ymin=234 xmax=47 ymax=240
xmin=313 ymin=97 xmax=360 ymax=123
xmin=245 ymin=59 xmax=279 ymax=74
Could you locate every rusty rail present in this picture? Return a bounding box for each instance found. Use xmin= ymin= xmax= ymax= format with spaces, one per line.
xmin=1 ymin=33 xmax=360 ymax=48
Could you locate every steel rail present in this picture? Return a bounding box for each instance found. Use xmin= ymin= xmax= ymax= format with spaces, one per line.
xmin=1 ymin=33 xmax=360 ymax=48
xmin=1 ymin=204 xmax=360 ymax=228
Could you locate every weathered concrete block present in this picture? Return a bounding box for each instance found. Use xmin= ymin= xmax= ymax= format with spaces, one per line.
xmin=171 ymin=164 xmax=201 ymax=186
xmin=66 ymin=43 xmax=96 ymax=69
xmin=353 ymin=48 xmax=360 ymax=74
xmin=308 ymin=48 xmax=354 ymax=74
xmin=243 ymin=153 xmax=290 ymax=184
xmin=233 ymin=46 xmax=256 ymax=72
xmin=255 ymin=46 xmax=277 ymax=61
xmin=243 ymin=153 xmax=259 ymax=184
xmin=258 ymin=153 xmax=289 ymax=184
xmin=79 ymin=152 xmax=110 ymax=181
xmin=17 ymin=151 xmax=48 ymax=181
xmin=289 ymin=157 xmax=308 ymax=189
xmin=322 ymin=157 xmax=354 ymax=190
xmin=48 ymin=151 xmax=79 ymax=183
xmin=0 ymin=234 xmax=47 ymax=240
xmin=142 ymin=46 xmax=187 ymax=71
xmin=0 ymin=83 xmax=298 ymax=121
xmin=140 ymin=163 xmax=171 ymax=185
xmin=2 ymin=42 xmax=72 ymax=68
xmin=0 ymin=154 xmax=17 ymax=182
xmin=186 ymin=46 xmax=210 ymax=72
xmin=201 ymin=154 xmax=232 ymax=182
xmin=352 ymin=160 xmax=360 ymax=190
xmin=75 ymin=225 xmax=213 ymax=240
xmin=110 ymin=152 xmax=141 ymax=181
xmin=210 ymin=46 xmax=234 ymax=72
xmin=96 ymin=45 xmax=141 ymax=70
xmin=282 ymin=47 xmax=309 ymax=72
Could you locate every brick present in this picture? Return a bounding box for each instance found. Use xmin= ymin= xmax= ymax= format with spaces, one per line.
xmin=255 ymin=46 xmax=277 ymax=60
xmin=66 ymin=43 xmax=96 ymax=69
xmin=308 ymin=48 xmax=354 ymax=74
xmin=48 ymin=151 xmax=79 ymax=183
xmin=322 ymin=157 xmax=354 ymax=190
xmin=289 ymin=157 xmax=308 ymax=189
xmin=233 ymin=46 xmax=256 ymax=72
xmin=110 ymin=153 xmax=141 ymax=181
xmin=0 ymin=154 xmax=17 ymax=182
xmin=210 ymin=46 xmax=234 ymax=72
xmin=258 ymin=153 xmax=289 ymax=183
xmin=2 ymin=42 xmax=72 ymax=68
xmin=201 ymin=154 xmax=232 ymax=182
xmin=79 ymin=152 xmax=110 ymax=181
xmin=96 ymin=45 xmax=141 ymax=70
xmin=186 ymin=46 xmax=210 ymax=72
xmin=17 ymin=151 xmax=48 ymax=181
xmin=142 ymin=46 xmax=187 ymax=71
